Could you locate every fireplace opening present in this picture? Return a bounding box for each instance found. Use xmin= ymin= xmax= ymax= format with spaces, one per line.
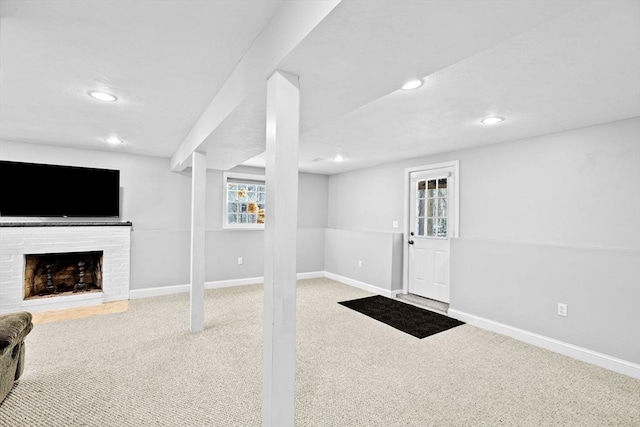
xmin=24 ymin=251 xmax=103 ymax=300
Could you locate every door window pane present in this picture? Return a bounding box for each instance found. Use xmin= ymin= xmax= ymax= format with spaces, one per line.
xmin=418 ymin=181 xmax=426 ymax=199
xmin=417 ymin=199 xmax=425 ymax=217
xmin=427 ymin=218 xmax=435 ymax=236
xmin=437 ymin=178 xmax=448 ymax=197
xmin=427 ymin=199 xmax=435 ymax=217
xmin=427 ymin=179 xmax=437 ymax=197
xmin=437 ymin=198 xmax=447 ymax=217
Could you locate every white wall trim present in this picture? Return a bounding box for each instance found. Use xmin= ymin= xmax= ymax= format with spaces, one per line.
xmin=448 ymin=308 xmax=640 ymax=379
xmin=323 ymin=271 xmax=403 ymax=298
xmin=129 ymin=284 xmax=190 ymax=299
xmin=129 ymin=271 xmax=325 ymax=299
xmin=297 ymin=271 xmax=325 ymax=280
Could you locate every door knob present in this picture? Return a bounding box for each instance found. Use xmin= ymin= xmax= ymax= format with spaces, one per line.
xmin=408 ymin=240 xmax=414 ymax=245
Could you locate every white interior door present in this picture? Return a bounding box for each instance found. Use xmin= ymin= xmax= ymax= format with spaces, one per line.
xmin=408 ymin=168 xmax=454 ymax=303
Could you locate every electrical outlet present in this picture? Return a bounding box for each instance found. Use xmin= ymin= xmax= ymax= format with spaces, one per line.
xmin=558 ymin=303 xmax=568 ymax=317
xmin=358 ymin=260 xmax=362 ymax=268
xmin=237 ymin=257 xmax=243 ymax=265
xmin=392 ymin=221 xmax=399 ymax=229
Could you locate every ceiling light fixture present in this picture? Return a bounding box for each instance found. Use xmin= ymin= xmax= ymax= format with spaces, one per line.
xmin=105 ymin=136 xmax=123 ymax=144
xmin=481 ymin=116 xmax=504 ymax=125
xmin=401 ymin=79 xmax=423 ymax=90
xmin=88 ymin=90 xmax=117 ymax=102
xmin=333 ymin=154 xmax=345 ymax=162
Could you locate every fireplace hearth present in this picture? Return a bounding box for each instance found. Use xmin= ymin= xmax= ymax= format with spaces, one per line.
xmin=24 ymin=251 xmax=103 ymax=300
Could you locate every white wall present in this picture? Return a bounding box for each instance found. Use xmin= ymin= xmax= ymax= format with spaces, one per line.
xmin=0 ymin=141 xmax=329 ymax=290
xmin=324 ymin=229 xmax=403 ymax=291
xmin=326 ymin=117 xmax=640 ymax=365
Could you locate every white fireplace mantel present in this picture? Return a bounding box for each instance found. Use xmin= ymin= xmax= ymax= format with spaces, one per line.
xmin=0 ymin=222 xmax=132 ymax=314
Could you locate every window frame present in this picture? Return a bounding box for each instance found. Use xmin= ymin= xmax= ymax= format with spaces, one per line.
xmin=222 ymin=172 xmax=266 ymax=230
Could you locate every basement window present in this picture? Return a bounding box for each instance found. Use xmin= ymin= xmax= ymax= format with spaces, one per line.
xmin=223 ymin=172 xmax=265 ymax=229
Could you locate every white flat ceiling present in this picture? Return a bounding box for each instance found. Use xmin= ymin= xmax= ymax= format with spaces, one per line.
xmin=1 ymin=0 xmax=639 ymax=175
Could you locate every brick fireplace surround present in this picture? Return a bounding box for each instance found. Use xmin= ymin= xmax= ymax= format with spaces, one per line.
xmin=0 ymin=222 xmax=132 ymax=314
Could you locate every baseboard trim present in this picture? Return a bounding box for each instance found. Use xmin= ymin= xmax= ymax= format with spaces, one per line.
xmin=323 ymin=272 xmax=402 ymax=298
xmin=129 ymin=271 xmax=325 ymax=300
xmin=448 ymin=308 xmax=640 ymax=379
xmin=297 ymin=271 xmax=325 ymax=280
xmin=129 ymin=284 xmax=190 ymax=299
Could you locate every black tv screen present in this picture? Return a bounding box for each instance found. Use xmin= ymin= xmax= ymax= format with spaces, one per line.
xmin=0 ymin=161 xmax=120 ymax=217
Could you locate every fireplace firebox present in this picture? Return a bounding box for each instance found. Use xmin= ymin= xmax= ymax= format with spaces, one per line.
xmin=24 ymin=251 xmax=103 ymax=300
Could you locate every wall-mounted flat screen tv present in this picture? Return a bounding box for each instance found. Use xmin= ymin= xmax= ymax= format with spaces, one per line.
xmin=0 ymin=160 xmax=120 ymax=217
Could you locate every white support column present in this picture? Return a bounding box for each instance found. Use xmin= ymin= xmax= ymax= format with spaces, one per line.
xmin=263 ymin=70 xmax=300 ymax=427
xmin=190 ymin=151 xmax=207 ymax=333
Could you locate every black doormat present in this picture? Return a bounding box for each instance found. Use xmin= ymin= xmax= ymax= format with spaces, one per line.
xmin=338 ymin=295 xmax=464 ymax=339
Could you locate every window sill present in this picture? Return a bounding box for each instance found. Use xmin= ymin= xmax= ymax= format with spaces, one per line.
xmin=222 ymin=224 xmax=265 ymax=231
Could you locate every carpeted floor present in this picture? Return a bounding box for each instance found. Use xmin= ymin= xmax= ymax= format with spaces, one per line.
xmin=1 ymin=278 xmax=638 ymax=426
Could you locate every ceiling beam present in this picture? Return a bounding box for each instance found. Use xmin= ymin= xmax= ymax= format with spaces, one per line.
xmin=170 ymin=0 xmax=342 ymax=172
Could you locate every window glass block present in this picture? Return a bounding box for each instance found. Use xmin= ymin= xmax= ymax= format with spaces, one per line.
xmin=437 ymin=218 xmax=448 ymax=237
xmin=237 ymin=188 xmax=247 ymax=201
xmin=225 ymin=175 xmax=266 ymax=227
xmin=417 ymin=218 xmax=425 ymax=236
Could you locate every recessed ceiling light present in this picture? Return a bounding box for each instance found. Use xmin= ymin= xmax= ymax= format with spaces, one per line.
xmin=481 ymin=116 xmax=505 ymax=125
xmin=105 ymin=136 xmax=123 ymax=144
xmin=88 ymin=90 xmax=117 ymax=102
xmin=401 ymin=79 xmax=423 ymax=90
xmin=333 ymin=155 xmax=345 ymax=162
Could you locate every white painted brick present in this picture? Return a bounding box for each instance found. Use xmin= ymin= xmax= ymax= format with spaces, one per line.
xmin=0 ymin=225 xmax=131 ymax=312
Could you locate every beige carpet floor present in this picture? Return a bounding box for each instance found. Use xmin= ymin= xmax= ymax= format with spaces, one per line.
xmin=1 ymin=278 xmax=638 ymax=426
